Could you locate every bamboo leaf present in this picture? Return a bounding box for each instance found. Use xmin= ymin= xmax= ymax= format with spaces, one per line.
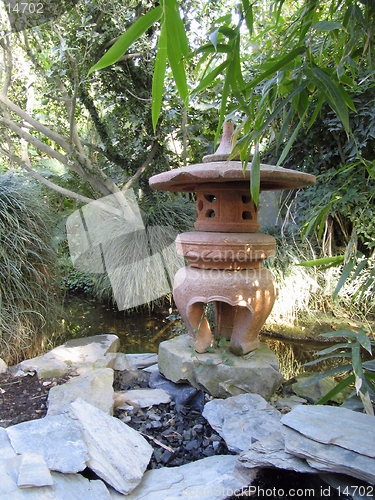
xmin=192 ymin=59 xmax=230 ymax=95
xmin=313 ymin=342 xmax=352 ymax=356
xmin=315 ymin=374 xmax=355 ymax=405
xmin=319 ymin=330 xmax=360 ymax=339
xmin=250 ymin=142 xmax=260 ymax=206
xmin=276 ymin=106 xmax=309 ymax=166
xmin=210 ymin=28 xmax=219 ymax=51
xmin=303 ymin=353 xmax=352 ymax=366
xmin=298 ymin=364 xmax=353 ymax=385
xmin=333 ymin=260 xmax=355 ymax=299
xmin=312 ymin=21 xmax=346 ymax=31
xmin=88 ymin=6 xmax=162 ymax=74
xmin=164 ymin=4 xmax=188 ymax=104
xmin=165 ymin=0 xmax=189 ymax=57
xmin=152 ymin=20 xmax=167 ymax=132
xmin=357 ymin=330 xmax=372 ymax=354
xmin=312 ymin=66 xmax=350 ymax=133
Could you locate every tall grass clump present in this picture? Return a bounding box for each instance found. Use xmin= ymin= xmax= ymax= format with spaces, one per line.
xmin=0 ymin=174 xmax=62 ymax=365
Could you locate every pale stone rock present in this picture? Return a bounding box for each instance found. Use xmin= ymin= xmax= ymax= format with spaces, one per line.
xmin=0 ymin=358 xmax=7 ymax=373
xmin=202 ymin=393 xmax=282 ymax=453
xmin=274 ymin=395 xmax=307 ymax=410
xmin=68 ymin=398 xmax=153 ymax=495
xmin=108 ymin=455 xmax=257 ymax=500
xmin=6 ymin=453 xmax=53 ymax=488
xmin=284 ymin=426 xmax=375 ymax=485
xmin=281 ymin=405 xmax=375 ymax=458
xmin=74 ymin=353 xmax=118 ymax=375
xmin=0 ymin=472 xmax=112 ymax=500
xmin=114 ymin=388 xmax=172 ymax=408
xmin=142 ymin=364 xmax=159 ymax=374
xmin=113 ymin=353 xmax=158 ymax=371
xmin=11 ymin=335 xmax=120 ymax=378
xmin=6 ymin=414 xmax=89 ymax=473
xmin=47 ymin=368 xmax=114 ymax=416
xmin=158 ymin=335 xmax=284 ymax=399
xmin=237 ymin=432 xmax=315 ymax=473
xmin=0 ymin=427 xmax=19 ymax=495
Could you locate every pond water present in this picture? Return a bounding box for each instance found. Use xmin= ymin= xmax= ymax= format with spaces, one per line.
xmin=59 ymin=294 xmax=349 ymax=380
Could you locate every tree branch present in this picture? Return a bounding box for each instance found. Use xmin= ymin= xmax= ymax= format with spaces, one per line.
xmin=122 ymin=140 xmax=159 ymax=191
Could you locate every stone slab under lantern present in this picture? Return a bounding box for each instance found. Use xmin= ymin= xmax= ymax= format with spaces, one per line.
xmin=158 ymin=334 xmax=284 ymax=399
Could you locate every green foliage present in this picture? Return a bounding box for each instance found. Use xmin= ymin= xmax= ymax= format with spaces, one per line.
xmin=301 ymin=329 xmax=375 ymax=414
xmin=0 ymin=174 xmax=62 ymax=364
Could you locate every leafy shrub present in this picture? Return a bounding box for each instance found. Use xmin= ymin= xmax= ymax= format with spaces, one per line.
xmin=0 ymin=174 xmax=62 ymax=364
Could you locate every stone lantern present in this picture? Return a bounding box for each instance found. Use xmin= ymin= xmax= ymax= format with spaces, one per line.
xmin=149 ymin=123 xmax=315 ymax=356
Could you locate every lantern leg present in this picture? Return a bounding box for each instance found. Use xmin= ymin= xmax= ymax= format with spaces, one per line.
xmin=214 ymin=301 xmax=235 ymax=341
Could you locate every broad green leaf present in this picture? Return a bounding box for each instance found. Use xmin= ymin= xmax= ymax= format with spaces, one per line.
xmin=152 ymin=19 xmax=167 ymax=132
xmin=357 ymin=330 xmax=372 ymax=354
xmin=250 ymin=142 xmax=260 ymax=206
xmin=351 ymin=341 xmax=362 ymax=375
xmin=206 ymin=358 xmax=214 ymax=365
xmin=350 ymin=258 xmax=368 ymax=281
xmin=303 ymin=353 xmax=352 ymax=366
xmin=298 ymin=255 xmax=344 ymax=267
xmin=194 ymin=43 xmax=231 ymax=55
xmin=205 ymin=346 xmax=216 ymax=352
xmin=164 ymin=4 xmax=188 ymax=104
xmin=312 ymin=342 xmax=352 ymax=356
xmin=276 ymin=105 xmax=309 ymax=166
xmin=298 ymin=364 xmax=353 ymax=385
xmin=196 ymin=364 xmax=204 ymax=373
xmin=333 ymin=260 xmax=355 ymax=299
xmin=312 ymin=21 xmax=346 ymax=31
xmin=214 ymin=57 xmax=233 ymax=147
xmin=192 ymin=59 xmax=230 ymax=95
xmin=315 ymin=374 xmax=355 ymax=405
xmin=165 ymin=0 xmax=189 ymax=57
xmin=221 ymin=350 xmax=227 ymax=361
xmin=312 ymin=66 xmax=350 ymax=133
xmin=363 ymin=360 xmax=375 ymax=372
xmin=244 ymin=4 xmax=253 ymax=35
xmin=224 ymin=359 xmax=235 ymax=366
xmin=218 ymin=337 xmax=227 ymax=348
xmin=88 ymin=6 xmax=162 ymax=74
xmin=219 ymin=26 xmax=237 ymax=39
xmin=210 ymin=28 xmax=219 ymax=51
xmin=319 ymin=330 xmax=360 ymax=339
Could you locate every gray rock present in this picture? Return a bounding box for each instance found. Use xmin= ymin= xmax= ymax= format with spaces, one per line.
xmin=68 ymin=398 xmax=153 ymax=495
xmin=142 ymin=364 xmax=159 ymax=374
xmin=11 ymin=335 xmax=120 ymax=378
xmin=0 ymin=427 xmax=19 ymax=495
xmin=6 ymin=414 xmax=89 ymax=473
xmin=319 ymin=473 xmax=375 ymax=500
xmin=0 ymin=358 xmax=7 ymax=373
xmin=113 ymin=353 xmax=158 ymax=371
xmin=281 ymin=405 xmax=375 ymax=458
xmin=0 ymin=472 xmax=112 ymax=500
xmin=6 ymin=453 xmax=53 ymax=488
xmin=47 ymin=368 xmax=114 ymax=416
xmin=274 ymin=395 xmax=307 ymax=410
xmin=108 ymin=455 xmax=257 ymax=500
xmin=284 ymin=426 xmax=375 ymax=485
xmin=237 ymin=432 xmax=316 ymax=473
xmin=158 ymin=335 xmax=284 ymax=399
xmin=114 ymin=389 xmax=172 ymax=408
xmin=291 ymin=374 xmax=349 ymax=404
xmin=202 ymin=393 xmax=282 ymax=453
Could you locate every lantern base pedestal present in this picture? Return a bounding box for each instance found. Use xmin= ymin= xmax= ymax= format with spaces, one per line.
xmin=173 ymin=266 xmax=276 ymax=355
xmin=158 ymin=335 xmax=284 ymax=399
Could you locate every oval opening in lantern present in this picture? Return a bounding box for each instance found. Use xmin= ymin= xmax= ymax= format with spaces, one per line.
xmin=242 ymin=211 xmax=253 ymax=220
xmin=206 ymin=209 xmax=216 ymax=218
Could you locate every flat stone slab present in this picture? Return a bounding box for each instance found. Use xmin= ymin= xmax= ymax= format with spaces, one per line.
xmin=7 ymin=453 xmax=54 ymax=488
xmin=113 ymin=353 xmax=158 ymax=371
xmin=47 ymin=368 xmax=114 ymax=416
xmin=202 ymin=393 xmax=282 ymax=453
xmin=11 ymin=335 xmax=120 ymax=377
xmin=108 ymin=454 xmax=257 ymax=500
xmin=281 ymin=405 xmax=375 ymax=458
xmin=284 ymin=426 xmax=375 ymax=485
xmin=68 ymin=398 xmax=153 ymax=495
xmin=6 ymin=414 xmax=89 ymax=473
xmin=158 ymin=335 xmax=284 ymax=399
xmin=0 ymin=358 xmax=7 ymax=373
xmin=237 ymin=432 xmax=316 ymax=473
xmin=114 ymin=388 xmax=172 ymax=408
